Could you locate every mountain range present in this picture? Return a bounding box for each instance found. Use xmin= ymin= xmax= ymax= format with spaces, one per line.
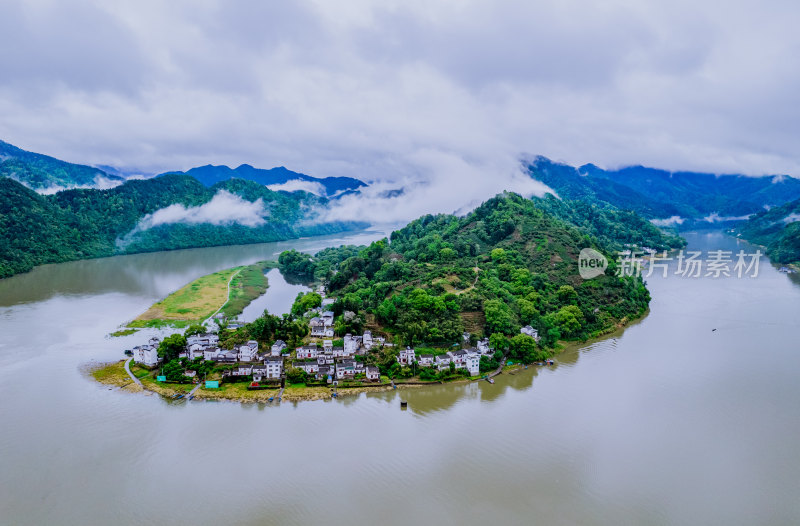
xmin=162 ymin=164 xmax=365 ymax=197
xmin=0 ymin=139 xmax=367 ymax=197
xmin=526 ymin=156 xmax=800 ymax=223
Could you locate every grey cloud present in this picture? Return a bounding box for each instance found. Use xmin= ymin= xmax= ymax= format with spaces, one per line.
xmin=1 ymin=0 xmax=800 ymax=226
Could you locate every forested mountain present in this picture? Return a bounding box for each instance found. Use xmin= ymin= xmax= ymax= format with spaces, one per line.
xmin=0 ymin=140 xmax=122 ymax=190
xmin=164 ymin=164 xmax=366 ymax=197
xmin=0 ymin=175 xmax=365 ymax=278
xmin=527 ymin=156 xmax=800 ymax=223
xmin=280 ymin=192 xmax=651 ymax=357
xmin=736 ymin=199 xmax=800 ymax=265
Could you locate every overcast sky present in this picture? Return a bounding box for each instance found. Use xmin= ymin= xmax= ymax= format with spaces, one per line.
xmin=1 ymin=0 xmax=799 ymax=220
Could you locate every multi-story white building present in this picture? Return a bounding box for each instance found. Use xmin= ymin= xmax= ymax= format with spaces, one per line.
xmin=398 ymin=347 xmax=416 ymax=365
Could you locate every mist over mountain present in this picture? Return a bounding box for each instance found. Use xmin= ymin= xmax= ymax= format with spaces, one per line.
xmin=526 ymin=156 xmax=800 ymax=225
xmin=0 ymin=139 xmax=123 ymax=191
xmin=163 ymin=164 xmax=366 ymax=197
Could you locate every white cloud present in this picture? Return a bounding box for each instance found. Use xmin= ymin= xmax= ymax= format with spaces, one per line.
xmin=266 ymin=179 xmax=327 ymax=195
xmin=138 ymin=190 xmax=267 ymax=229
xmin=34 ymin=174 xmax=124 ymax=195
xmin=701 ymin=213 xmax=751 ymax=223
xmin=650 ymin=216 xmax=685 ymax=227
xmin=783 ymin=213 xmax=800 ymax=223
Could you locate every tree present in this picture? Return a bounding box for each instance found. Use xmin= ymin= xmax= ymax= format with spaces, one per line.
xmin=549 ymin=305 xmax=584 ymax=338
xmin=184 ymin=323 xmax=207 ymax=337
xmin=489 ymin=332 xmax=509 ymax=353
xmin=285 ymin=367 xmax=307 ymax=385
xmin=484 ymin=299 xmax=515 ymax=335
xmin=291 ymin=292 xmax=322 ymax=316
xmin=557 ymin=285 xmax=578 ymax=304
xmin=158 ymin=333 xmax=187 ymax=362
xmin=509 ymin=334 xmax=543 ymax=364
xmin=162 ymin=359 xmax=188 ymax=383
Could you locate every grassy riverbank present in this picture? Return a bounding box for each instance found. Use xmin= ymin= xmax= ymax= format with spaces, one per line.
xmin=127 ymin=261 xmax=274 ymax=329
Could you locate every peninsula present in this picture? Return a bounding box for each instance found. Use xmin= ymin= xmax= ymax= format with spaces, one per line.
xmin=95 ymin=192 xmax=665 ymax=401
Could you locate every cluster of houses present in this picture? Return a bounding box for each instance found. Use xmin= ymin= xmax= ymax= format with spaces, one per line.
xmin=404 ymin=337 xmax=495 ymax=377
xmin=291 ymin=331 xmax=384 ymax=382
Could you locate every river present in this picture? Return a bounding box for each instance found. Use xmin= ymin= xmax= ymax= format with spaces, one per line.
xmin=0 ymin=230 xmax=798 ymax=525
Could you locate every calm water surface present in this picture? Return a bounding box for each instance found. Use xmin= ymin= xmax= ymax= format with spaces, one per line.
xmin=0 ymin=230 xmax=798 ymax=525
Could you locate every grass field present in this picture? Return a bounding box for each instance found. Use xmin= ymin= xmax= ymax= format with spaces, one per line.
xmin=220 ymin=261 xmax=275 ymax=318
xmin=129 ymin=261 xmax=276 ymax=328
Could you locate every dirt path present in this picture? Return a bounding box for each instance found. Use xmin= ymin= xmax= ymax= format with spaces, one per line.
xmin=205 ymin=267 xmax=243 ymax=324
xmin=124 ymin=358 xmax=142 ymax=386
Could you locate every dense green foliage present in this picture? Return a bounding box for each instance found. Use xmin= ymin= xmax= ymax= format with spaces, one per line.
xmin=0 ymin=174 xmax=365 ymax=278
xmin=158 ymin=334 xmax=188 ymax=362
xmin=0 ymin=139 xmax=122 ymax=189
xmin=279 ymin=192 xmax=651 ymax=361
xmin=736 ymin=198 xmax=800 ymax=264
xmin=532 ymin=194 xmax=686 ymax=252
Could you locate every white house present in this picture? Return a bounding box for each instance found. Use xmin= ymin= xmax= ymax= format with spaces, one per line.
xmin=132 ymin=344 xmax=160 ymax=368
xmin=271 ymin=340 xmax=287 ymax=356
xmin=203 ymin=347 xmax=221 ymax=361
xmin=309 ymin=317 xmax=326 ymax=337
xmin=321 ymin=311 xmax=335 ymax=327
xmin=398 ymin=347 xmax=416 ymax=365
xmin=292 ymin=361 xmax=319 ymax=374
xmin=323 ymin=340 xmax=333 ymax=352
xmin=448 ymin=349 xmax=468 ymax=365
xmin=187 ymin=343 xmax=205 ymax=360
xmin=343 ymin=333 xmax=359 ymax=355
xmin=296 ymin=344 xmax=318 ymax=359
xmin=264 ymin=357 xmax=283 ymax=379
xmin=187 ymin=333 xmax=218 ymax=347
xmin=418 ymin=354 xmax=434 ymax=367
xmin=238 ymin=341 xmax=259 ymax=362
xmin=321 ymin=298 xmax=335 ymax=307
xmin=434 ymin=355 xmax=451 ymax=371
xmin=365 ymin=365 xmax=380 ymax=382
xmin=363 ymin=330 xmax=373 ymax=350
xmin=521 ymin=325 xmax=540 ymax=342
xmin=336 ymin=360 xmax=356 ymax=380
xmin=477 ymin=338 xmax=492 ymax=355
xmin=251 ymin=365 xmax=268 ymax=382
xmin=229 ymin=364 xmax=253 ymax=377
xmin=214 ymin=349 xmax=238 ymax=363
xmin=465 ymin=350 xmax=481 ymax=376
xmin=332 ymin=346 xmax=349 ymax=358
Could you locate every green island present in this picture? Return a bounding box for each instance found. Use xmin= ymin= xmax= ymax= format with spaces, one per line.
xmin=96 ymin=192 xmax=674 ymax=402
xmin=126 ymin=260 xmax=274 ymax=329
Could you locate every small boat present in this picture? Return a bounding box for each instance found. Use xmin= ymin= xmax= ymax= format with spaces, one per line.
xmin=400 ymin=400 xmax=408 ymax=408
xmin=277 ymin=397 xmax=281 ymax=402
xmin=175 ymin=395 xmax=184 ymax=400
xmin=486 ymin=377 xmax=494 ymax=384
xmin=268 ymin=397 xmax=274 ymax=402
xmin=187 ymin=395 xmax=194 ymax=400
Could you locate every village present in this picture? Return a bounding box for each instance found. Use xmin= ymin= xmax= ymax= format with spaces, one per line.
xmin=127 ymin=283 xmax=546 ymax=394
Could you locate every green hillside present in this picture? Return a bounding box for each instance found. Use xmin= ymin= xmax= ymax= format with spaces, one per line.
xmin=280 ymin=192 xmax=651 ymax=362
xmin=0 ymin=174 xmax=364 ymax=278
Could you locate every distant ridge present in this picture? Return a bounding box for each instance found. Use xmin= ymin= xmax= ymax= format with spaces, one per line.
xmin=526 ymin=155 xmax=800 ymax=222
xmin=162 ymin=164 xmax=366 ymax=197
xmin=0 ymin=140 xmax=122 ymax=190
